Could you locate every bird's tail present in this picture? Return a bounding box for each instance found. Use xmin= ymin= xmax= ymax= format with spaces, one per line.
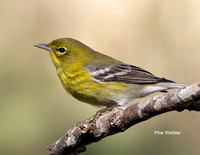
xmin=157 ymin=77 xmax=187 ymax=89
xmin=141 ymin=82 xmax=187 ymax=97
xmin=157 ymin=82 xmax=187 ymax=89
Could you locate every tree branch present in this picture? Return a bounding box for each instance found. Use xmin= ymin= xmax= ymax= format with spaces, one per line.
xmin=48 ymin=83 xmax=200 ymax=155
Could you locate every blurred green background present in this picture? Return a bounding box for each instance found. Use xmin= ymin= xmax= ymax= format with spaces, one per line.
xmin=1 ymin=0 xmax=200 ymax=154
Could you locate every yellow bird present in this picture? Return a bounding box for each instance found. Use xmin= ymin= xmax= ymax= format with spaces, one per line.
xmin=34 ymin=38 xmax=185 ymax=108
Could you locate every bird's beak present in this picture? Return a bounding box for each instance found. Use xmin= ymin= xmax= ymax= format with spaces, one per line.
xmin=34 ymin=44 xmax=52 ymax=51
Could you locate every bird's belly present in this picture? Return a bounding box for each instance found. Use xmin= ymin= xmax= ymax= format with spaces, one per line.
xmin=68 ymin=81 xmax=143 ymax=106
xmin=58 ymin=70 xmax=144 ymax=106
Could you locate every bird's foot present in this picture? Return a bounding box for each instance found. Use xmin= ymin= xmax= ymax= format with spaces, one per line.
xmin=86 ymin=105 xmax=119 ymax=124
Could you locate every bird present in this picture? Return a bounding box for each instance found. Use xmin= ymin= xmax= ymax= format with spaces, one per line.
xmin=34 ymin=38 xmax=186 ymax=110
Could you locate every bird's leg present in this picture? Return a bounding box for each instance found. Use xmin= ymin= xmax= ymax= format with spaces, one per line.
xmin=87 ymin=105 xmax=120 ymax=124
xmin=77 ymin=105 xmax=120 ymax=134
xmin=99 ymin=104 xmax=120 ymax=113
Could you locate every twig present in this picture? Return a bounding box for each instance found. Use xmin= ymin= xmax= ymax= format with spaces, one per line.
xmin=48 ymin=83 xmax=200 ymax=155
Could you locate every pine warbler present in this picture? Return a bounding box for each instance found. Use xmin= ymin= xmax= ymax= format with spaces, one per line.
xmin=34 ymin=38 xmax=185 ymax=107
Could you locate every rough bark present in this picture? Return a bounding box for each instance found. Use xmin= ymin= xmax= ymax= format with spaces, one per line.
xmin=48 ymin=83 xmax=200 ymax=155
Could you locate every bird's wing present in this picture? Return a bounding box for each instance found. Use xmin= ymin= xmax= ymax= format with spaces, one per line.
xmin=85 ymin=63 xmax=174 ymax=84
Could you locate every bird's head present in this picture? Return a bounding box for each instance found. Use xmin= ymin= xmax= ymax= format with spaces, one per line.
xmin=34 ymin=38 xmax=94 ymax=68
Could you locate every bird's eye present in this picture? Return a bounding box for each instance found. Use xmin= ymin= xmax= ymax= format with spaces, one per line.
xmin=58 ymin=47 xmax=66 ymax=53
